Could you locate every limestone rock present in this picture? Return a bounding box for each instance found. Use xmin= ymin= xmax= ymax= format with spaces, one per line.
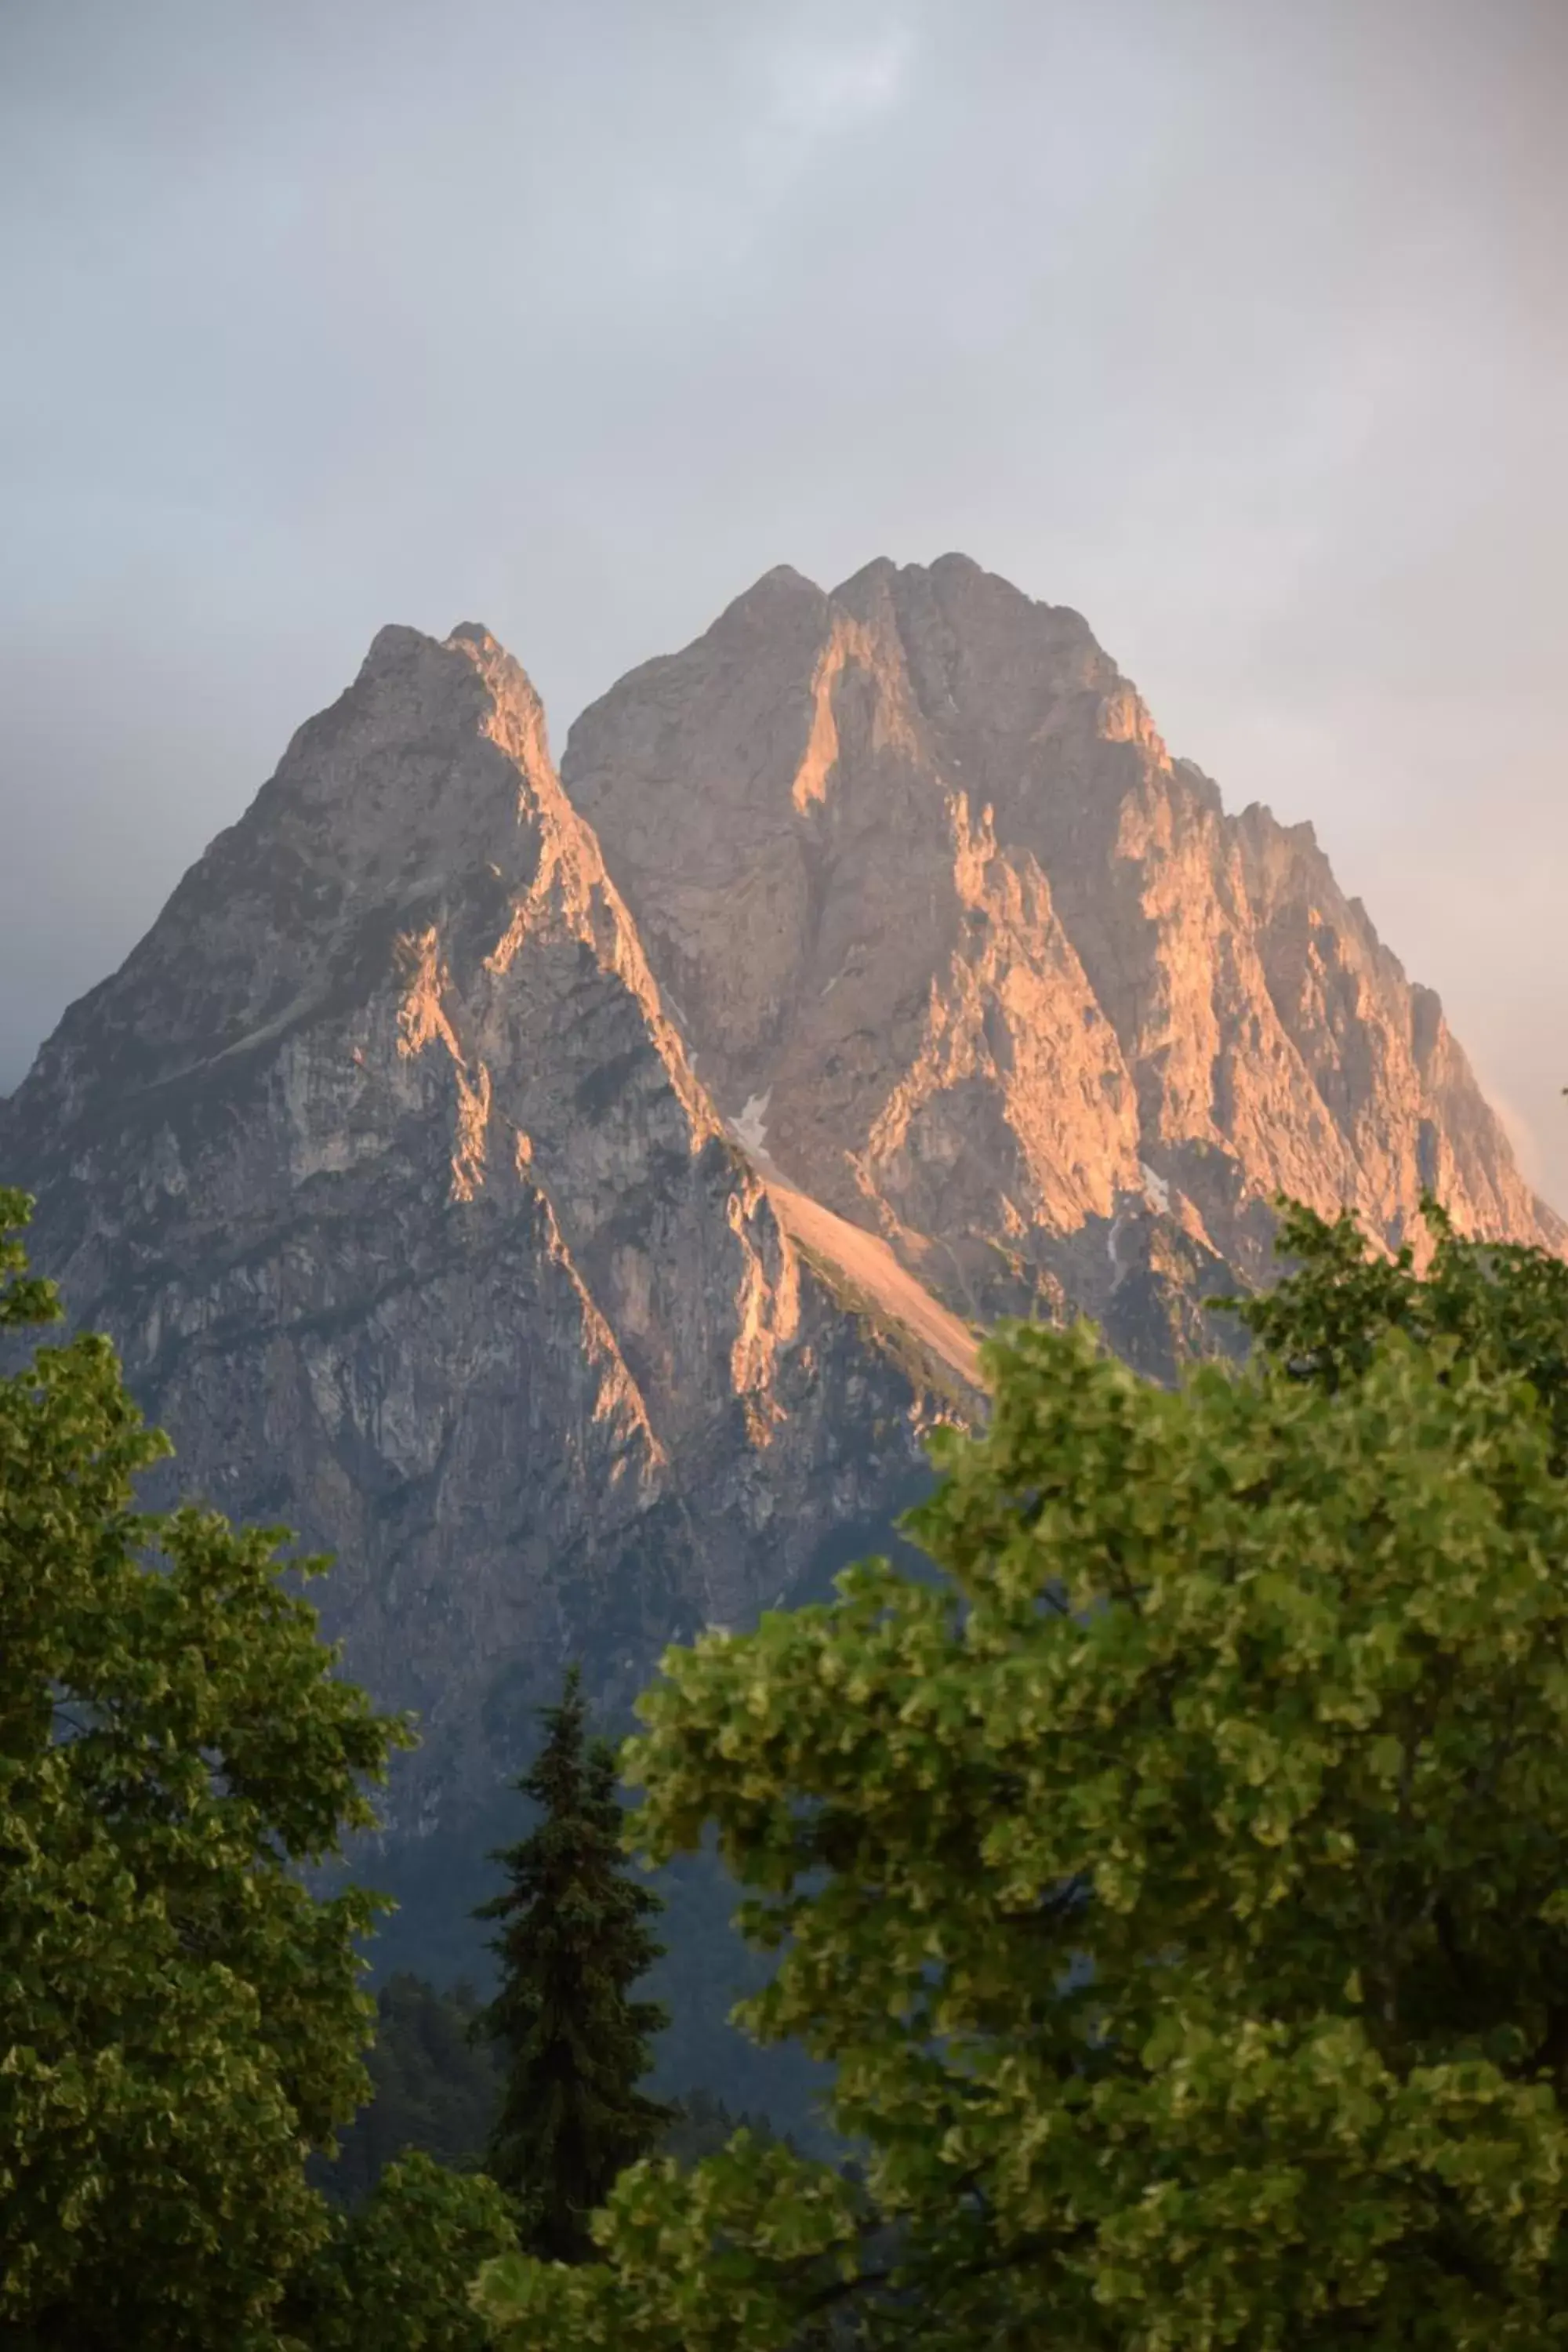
xmin=563 ymin=554 xmax=1563 ymax=1367
xmin=0 ymin=622 xmax=955 ymax=1833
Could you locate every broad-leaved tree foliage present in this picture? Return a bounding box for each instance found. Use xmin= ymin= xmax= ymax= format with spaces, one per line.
xmin=476 ymin=1203 xmax=1568 ymax=2350
xmin=1222 ymin=1197 xmax=1568 ymax=1463
xmin=287 ymin=2149 xmax=518 ymax=2351
xmin=476 ymin=1664 xmax=675 ymax=2261
xmin=0 ymin=1187 xmax=416 ymax=2349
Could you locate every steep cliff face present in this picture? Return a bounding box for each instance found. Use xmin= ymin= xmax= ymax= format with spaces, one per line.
xmin=563 ymin=555 xmax=1562 ymax=1367
xmin=0 ymin=621 xmax=953 ymax=1835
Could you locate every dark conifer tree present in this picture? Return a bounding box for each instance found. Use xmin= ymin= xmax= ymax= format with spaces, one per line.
xmin=474 ymin=1665 xmax=673 ymax=2261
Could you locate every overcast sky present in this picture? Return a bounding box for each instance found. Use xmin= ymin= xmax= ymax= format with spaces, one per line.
xmin=2 ymin=0 xmax=1564 ymax=1207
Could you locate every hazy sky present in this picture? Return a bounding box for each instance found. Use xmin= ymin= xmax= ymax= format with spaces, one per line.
xmin=2 ymin=0 xmax=1564 ymax=1206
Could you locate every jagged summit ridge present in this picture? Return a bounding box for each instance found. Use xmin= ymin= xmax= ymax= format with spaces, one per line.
xmin=562 ymin=554 xmax=1561 ymax=1367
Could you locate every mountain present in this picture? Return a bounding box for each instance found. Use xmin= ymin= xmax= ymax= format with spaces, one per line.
xmin=0 ymin=620 xmax=961 ymax=1848
xmin=563 ymin=555 xmax=1562 ymax=1373
xmin=2 ymin=558 xmax=1558 ymax=2114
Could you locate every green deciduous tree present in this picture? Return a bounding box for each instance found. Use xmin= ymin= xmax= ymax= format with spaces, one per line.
xmin=1221 ymin=1196 xmax=1568 ymax=1446
xmin=476 ymin=1203 xmax=1568 ymax=2350
xmin=475 ymin=1664 xmax=674 ymax=2262
xmin=0 ymin=1185 xmax=419 ymax=2348
xmin=289 ymin=2149 xmax=519 ymax=2351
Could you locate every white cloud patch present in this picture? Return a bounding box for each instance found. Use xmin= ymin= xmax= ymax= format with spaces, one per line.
xmin=765 ymin=24 xmax=916 ymax=145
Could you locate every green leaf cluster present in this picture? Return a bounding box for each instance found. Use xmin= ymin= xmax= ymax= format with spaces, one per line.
xmin=476 ymin=1203 xmax=1568 ymax=2350
xmin=289 ymin=2149 xmax=519 ymax=2351
xmin=1221 ymin=1196 xmax=1568 ymax=1462
xmin=0 ymin=1187 xmax=434 ymax=2347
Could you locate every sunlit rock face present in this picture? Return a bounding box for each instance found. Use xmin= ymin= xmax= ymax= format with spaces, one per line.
xmin=563 ymin=554 xmax=1563 ymax=1370
xmin=0 ymin=622 xmax=950 ymax=1830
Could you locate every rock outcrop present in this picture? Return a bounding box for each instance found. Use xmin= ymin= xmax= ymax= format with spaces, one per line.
xmin=0 ymin=621 xmax=958 ymax=1838
xmin=563 ymin=555 xmax=1563 ymax=1370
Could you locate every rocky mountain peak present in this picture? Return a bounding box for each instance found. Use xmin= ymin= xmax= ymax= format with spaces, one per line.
xmin=1 ymin=612 xmax=978 ymax=1845
xmin=11 ymin=621 xmax=694 ymax=1150
xmin=563 ymin=556 xmax=1563 ymax=1367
